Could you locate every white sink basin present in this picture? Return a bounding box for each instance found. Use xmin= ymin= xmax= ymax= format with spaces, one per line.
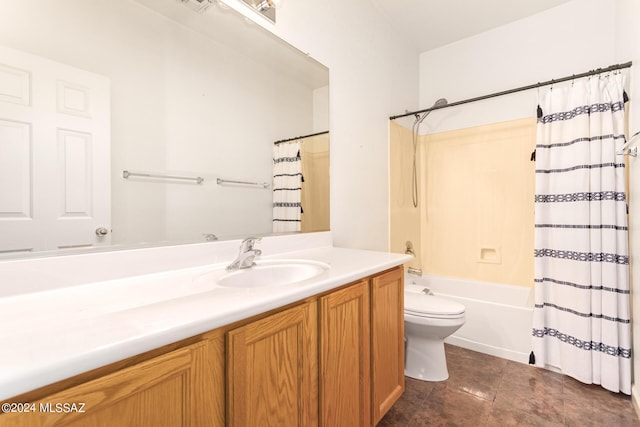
xmin=216 ymin=259 xmax=330 ymax=288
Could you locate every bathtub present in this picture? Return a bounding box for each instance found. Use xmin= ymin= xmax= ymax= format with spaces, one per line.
xmin=405 ymin=273 xmax=535 ymax=364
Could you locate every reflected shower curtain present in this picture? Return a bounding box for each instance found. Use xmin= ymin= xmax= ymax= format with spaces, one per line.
xmin=272 ymin=141 xmax=302 ymax=232
xmin=532 ymin=73 xmax=631 ymax=394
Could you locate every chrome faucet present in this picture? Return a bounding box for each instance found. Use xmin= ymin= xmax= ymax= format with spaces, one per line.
xmin=226 ymin=237 xmax=262 ymax=270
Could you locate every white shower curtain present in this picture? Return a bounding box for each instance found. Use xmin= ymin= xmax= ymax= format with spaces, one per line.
xmin=532 ymin=73 xmax=631 ymax=394
xmin=272 ymin=141 xmax=302 ymax=232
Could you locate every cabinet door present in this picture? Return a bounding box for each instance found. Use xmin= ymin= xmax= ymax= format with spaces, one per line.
xmin=202 ymin=329 xmax=226 ymax=427
xmin=319 ymin=280 xmax=370 ymax=427
xmin=371 ymin=267 xmax=405 ymax=424
xmin=0 ymin=342 xmax=213 ymax=427
xmin=227 ymin=301 xmax=318 ymax=427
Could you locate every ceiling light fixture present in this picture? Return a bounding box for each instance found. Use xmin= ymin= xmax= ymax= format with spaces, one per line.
xmin=255 ymin=0 xmax=281 ymax=12
xmin=179 ymin=0 xmax=213 ymax=13
xmin=236 ymin=0 xmax=281 ymax=23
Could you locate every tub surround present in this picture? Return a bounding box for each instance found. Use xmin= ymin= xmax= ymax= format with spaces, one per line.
xmin=0 ymin=232 xmax=411 ymax=400
xmin=389 ymin=119 xmax=536 ymax=288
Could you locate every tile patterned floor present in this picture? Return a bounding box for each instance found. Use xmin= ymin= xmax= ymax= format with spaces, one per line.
xmin=379 ymin=344 xmax=640 ymax=427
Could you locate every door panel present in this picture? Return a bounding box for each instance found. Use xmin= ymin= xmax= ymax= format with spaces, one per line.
xmin=0 ymin=46 xmax=110 ymax=254
xmin=227 ymin=302 xmax=318 ymax=427
xmin=371 ymin=267 xmax=405 ymax=424
xmin=319 ymin=280 xmax=371 ymax=427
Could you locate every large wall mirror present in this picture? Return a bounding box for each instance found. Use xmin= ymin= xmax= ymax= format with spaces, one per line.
xmin=0 ymin=0 xmax=329 ymax=259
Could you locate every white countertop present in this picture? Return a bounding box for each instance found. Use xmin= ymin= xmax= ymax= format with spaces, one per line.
xmin=0 ymin=237 xmax=411 ymax=400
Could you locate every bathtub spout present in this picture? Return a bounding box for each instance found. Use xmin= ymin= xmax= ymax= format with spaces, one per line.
xmin=408 ymin=267 xmax=423 ymax=276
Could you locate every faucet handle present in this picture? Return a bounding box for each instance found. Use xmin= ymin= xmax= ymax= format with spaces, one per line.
xmin=240 ymin=237 xmax=262 ymax=251
xmin=202 ymin=233 xmax=218 ymax=241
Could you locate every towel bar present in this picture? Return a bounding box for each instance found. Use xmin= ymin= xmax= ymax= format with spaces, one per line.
xmin=216 ymin=178 xmax=269 ymax=188
xmin=123 ymin=170 xmax=204 ymax=184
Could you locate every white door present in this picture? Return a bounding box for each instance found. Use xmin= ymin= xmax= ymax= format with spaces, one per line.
xmin=0 ymin=46 xmax=110 ymax=254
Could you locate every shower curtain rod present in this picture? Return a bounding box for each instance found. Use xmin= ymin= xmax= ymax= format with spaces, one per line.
xmin=273 ymin=130 xmax=329 ymax=145
xmin=389 ymin=61 xmax=633 ymax=120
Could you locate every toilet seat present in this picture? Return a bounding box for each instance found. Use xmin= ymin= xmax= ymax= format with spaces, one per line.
xmin=404 ymin=294 xmax=465 ymax=319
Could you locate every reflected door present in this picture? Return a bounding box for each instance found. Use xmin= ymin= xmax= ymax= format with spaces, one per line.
xmin=0 ymin=46 xmax=110 ymax=254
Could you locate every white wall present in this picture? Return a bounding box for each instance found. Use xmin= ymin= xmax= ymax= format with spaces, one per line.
xmin=615 ymin=0 xmax=640 ymax=410
xmin=313 ymin=86 xmax=330 ymax=133
xmin=418 ymin=0 xmax=619 ymax=134
xmin=268 ymin=0 xmax=420 ymax=250
xmin=416 ymin=0 xmax=640 ymax=403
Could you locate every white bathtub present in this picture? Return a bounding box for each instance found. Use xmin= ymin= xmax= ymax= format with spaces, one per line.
xmin=405 ymin=273 xmax=535 ymax=364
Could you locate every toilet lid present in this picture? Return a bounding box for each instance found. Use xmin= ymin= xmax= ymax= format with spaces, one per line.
xmin=405 ymin=294 xmax=465 ymax=317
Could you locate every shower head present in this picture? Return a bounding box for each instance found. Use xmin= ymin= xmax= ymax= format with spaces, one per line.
xmin=409 ymin=97 xmax=447 ymax=208
xmin=410 ymin=97 xmax=448 ymax=208
xmin=433 ymin=98 xmax=448 ymax=108
xmin=415 ymin=98 xmax=448 ymax=125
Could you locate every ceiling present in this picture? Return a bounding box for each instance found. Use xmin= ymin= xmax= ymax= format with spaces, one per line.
xmin=371 ymin=0 xmax=571 ymax=53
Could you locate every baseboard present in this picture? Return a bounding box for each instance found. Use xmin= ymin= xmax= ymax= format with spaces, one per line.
xmin=445 ymin=335 xmax=530 ymax=365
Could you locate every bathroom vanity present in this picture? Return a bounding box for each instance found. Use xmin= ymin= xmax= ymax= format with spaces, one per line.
xmin=0 ymin=233 xmax=410 ymax=426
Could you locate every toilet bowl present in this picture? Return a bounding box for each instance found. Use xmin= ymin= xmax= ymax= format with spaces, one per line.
xmin=404 ymin=284 xmax=465 ymax=381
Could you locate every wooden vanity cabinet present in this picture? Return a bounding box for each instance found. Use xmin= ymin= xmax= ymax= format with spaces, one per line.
xmin=319 ymin=279 xmax=371 ymax=426
xmin=226 ymin=266 xmax=405 ymax=427
xmin=318 ymin=266 xmax=405 ymax=427
xmin=0 ymin=340 xmax=219 ymax=427
xmin=0 ymin=266 xmax=404 ymax=427
xmin=226 ymin=301 xmax=318 ymax=427
xmin=371 ymin=267 xmax=405 ymax=424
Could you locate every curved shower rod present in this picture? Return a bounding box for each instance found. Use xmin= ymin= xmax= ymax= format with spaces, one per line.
xmin=390 ymin=61 xmax=633 ymax=121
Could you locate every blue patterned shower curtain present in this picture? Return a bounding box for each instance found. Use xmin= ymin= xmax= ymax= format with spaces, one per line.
xmin=532 ymin=73 xmax=631 ymax=394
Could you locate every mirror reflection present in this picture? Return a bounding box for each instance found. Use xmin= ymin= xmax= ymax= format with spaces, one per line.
xmin=0 ymin=0 xmax=329 ymax=258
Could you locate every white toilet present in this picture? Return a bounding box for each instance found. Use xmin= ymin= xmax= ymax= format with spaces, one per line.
xmin=404 ymin=284 xmax=466 ymax=381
